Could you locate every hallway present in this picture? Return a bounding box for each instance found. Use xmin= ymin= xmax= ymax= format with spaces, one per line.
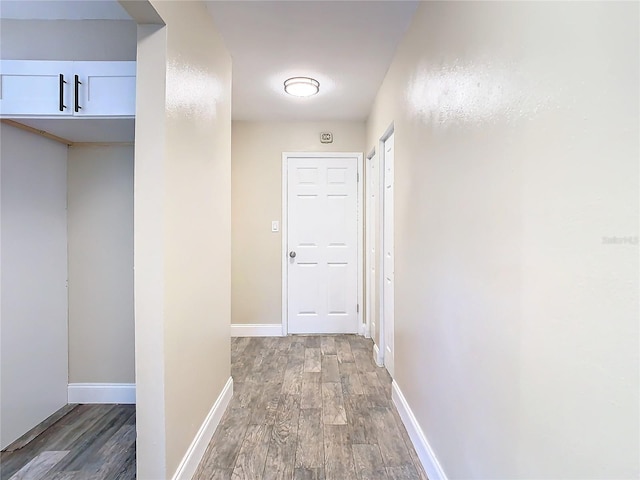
xmin=195 ymin=335 xmax=427 ymax=480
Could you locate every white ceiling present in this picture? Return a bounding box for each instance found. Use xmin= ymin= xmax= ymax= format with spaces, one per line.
xmin=205 ymin=1 xmax=418 ymax=121
xmin=0 ymin=0 xmax=131 ymax=20
xmin=1 ymin=1 xmax=417 ymax=124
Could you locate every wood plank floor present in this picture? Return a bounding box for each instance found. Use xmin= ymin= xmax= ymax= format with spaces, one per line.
xmin=195 ymin=335 xmax=428 ymax=480
xmin=0 ymin=404 xmax=136 ymax=480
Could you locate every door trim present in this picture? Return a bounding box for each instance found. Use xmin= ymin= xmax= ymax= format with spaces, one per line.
xmin=365 ymin=147 xmax=376 ymax=339
xmin=281 ymin=152 xmax=364 ymax=336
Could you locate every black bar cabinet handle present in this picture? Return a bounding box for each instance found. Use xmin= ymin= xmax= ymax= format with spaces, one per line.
xmin=59 ymin=74 xmax=66 ymax=111
xmin=74 ymin=75 xmax=82 ymax=112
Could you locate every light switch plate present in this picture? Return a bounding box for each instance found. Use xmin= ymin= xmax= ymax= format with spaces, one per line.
xmin=271 ymin=220 xmax=279 ymax=232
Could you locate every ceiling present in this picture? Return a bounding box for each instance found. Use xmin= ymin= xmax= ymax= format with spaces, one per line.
xmin=0 ymin=0 xmax=131 ymax=20
xmin=205 ymin=1 xmax=418 ymax=121
xmin=1 ymin=1 xmax=418 ymax=125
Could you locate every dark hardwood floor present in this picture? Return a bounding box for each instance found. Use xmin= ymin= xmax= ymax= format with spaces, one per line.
xmin=0 ymin=404 xmax=136 ymax=480
xmin=195 ymin=335 xmax=428 ymax=480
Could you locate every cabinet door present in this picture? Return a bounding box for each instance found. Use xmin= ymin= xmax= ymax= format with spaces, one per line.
xmin=73 ymin=61 xmax=136 ymax=117
xmin=0 ymin=61 xmax=73 ymax=117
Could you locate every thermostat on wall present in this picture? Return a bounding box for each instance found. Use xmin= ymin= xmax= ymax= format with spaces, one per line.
xmin=320 ymin=132 xmax=333 ymax=143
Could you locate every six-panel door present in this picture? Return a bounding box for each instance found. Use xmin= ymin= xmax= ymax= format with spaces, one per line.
xmin=288 ymin=156 xmax=359 ymax=334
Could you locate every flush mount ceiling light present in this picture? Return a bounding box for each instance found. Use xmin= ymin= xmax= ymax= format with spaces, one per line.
xmin=284 ymin=77 xmax=320 ymax=97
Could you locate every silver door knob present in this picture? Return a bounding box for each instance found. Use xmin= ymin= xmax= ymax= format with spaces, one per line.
xmin=289 ymin=251 xmax=296 ymax=258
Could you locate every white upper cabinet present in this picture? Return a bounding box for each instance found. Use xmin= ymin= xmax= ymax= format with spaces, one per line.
xmin=0 ymin=60 xmax=136 ymax=118
xmin=0 ymin=61 xmax=73 ymax=117
xmin=73 ymin=62 xmax=136 ymax=117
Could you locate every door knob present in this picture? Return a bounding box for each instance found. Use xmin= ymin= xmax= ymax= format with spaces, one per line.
xmin=289 ymin=251 xmax=296 ymax=258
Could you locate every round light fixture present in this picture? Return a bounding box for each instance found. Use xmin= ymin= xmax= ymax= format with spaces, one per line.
xmin=284 ymin=77 xmax=320 ymax=97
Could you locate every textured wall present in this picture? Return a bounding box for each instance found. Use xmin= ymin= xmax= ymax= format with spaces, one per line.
xmin=67 ymin=145 xmax=134 ymax=384
xmin=0 ymin=124 xmax=68 ymax=449
xmin=129 ymin=0 xmax=232 ymax=477
xmin=367 ymin=2 xmax=639 ymax=478
xmin=0 ymin=19 xmax=136 ymax=60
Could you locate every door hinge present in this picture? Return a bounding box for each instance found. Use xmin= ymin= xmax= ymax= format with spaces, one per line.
xmin=357 ymin=172 xmax=360 ymax=182
xmin=357 ymin=304 xmax=360 ymax=313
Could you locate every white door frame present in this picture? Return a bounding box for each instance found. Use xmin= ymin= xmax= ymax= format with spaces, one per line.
xmin=281 ymin=152 xmax=364 ymax=336
xmin=365 ymin=148 xmax=377 ymax=340
xmin=378 ymin=124 xmax=394 ymax=372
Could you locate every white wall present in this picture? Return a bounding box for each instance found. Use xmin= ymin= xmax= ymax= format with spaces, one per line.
xmin=231 ymin=121 xmax=365 ymax=326
xmin=67 ymin=145 xmax=134 ymax=384
xmin=367 ymin=2 xmax=639 ymax=478
xmin=126 ymin=0 xmax=232 ymax=476
xmin=0 ymin=123 xmax=68 ymax=449
xmin=0 ymin=19 xmax=136 ymax=60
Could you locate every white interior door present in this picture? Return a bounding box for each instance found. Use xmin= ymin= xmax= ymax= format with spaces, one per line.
xmin=383 ymin=133 xmax=395 ymax=376
xmin=287 ymin=155 xmax=359 ymax=334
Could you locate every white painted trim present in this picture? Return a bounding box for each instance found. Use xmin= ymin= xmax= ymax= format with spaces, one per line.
xmin=67 ymin=383 xmax=136 ymax=404
xmin=364 ymin=149 xmax=377 ymax=340
xmin=357 ymin=153 xmax=364 ymax=337
xmin=171 ymin=377 xmax=233 ymax=480
xmin=231 ymin=324 xmax=284 ymax=337
xmin=392 ymin=381 xmax=448 ymax=480
xmin=282 ymin=152 xmax=364 ymax=336
xmin=282 ymin=153 xmax=289 ymax=335
xmin=359 ymin=322 xmax=367 ymax=336
xmin=377 ymin=139 xmax=386 ymax=370
xmin=373 ymin=343 xmax=383 ymax=367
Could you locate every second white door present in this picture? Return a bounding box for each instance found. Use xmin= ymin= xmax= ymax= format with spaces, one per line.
xmin=287 ymin=154 xmax=359 ymax=334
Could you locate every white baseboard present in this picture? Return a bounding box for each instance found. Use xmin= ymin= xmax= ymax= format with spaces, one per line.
xmin=172 ymin=377 xmax=233 ymax=480
xmin=392 ymin=381 xmax=447 ymax=480
xmin=358 ymin=323 xmax=371 ymax=338
xmin=68 ymin=383 xmax=136 ymax=404
xmin=231 ymin=323 xmax=283 ymax=337
xmin=373 ymin=343 xmax=383 ymax=367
